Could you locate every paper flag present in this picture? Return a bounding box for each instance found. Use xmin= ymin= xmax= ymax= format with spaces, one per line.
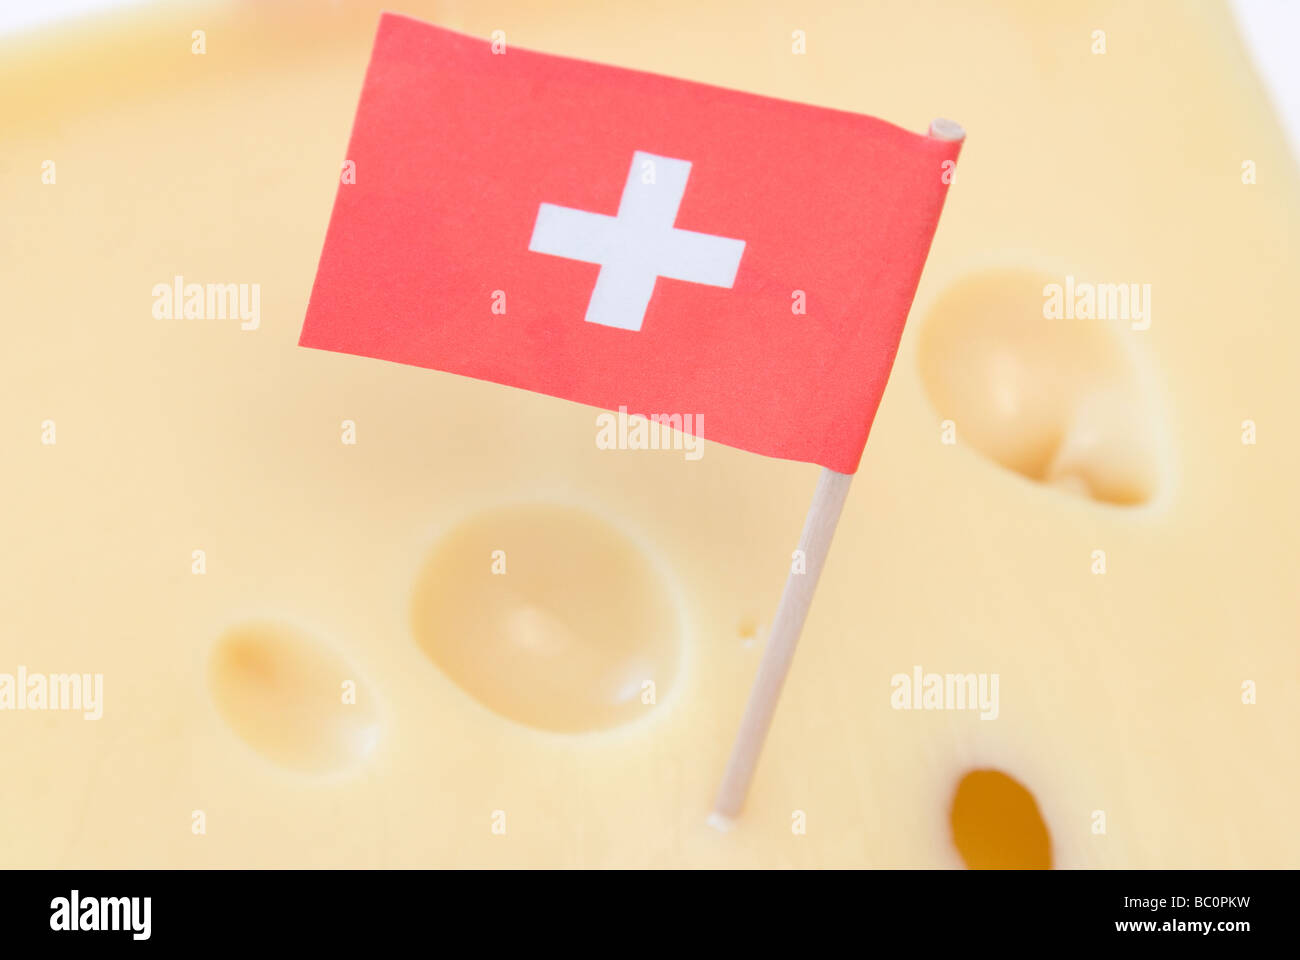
xmin=301 ymin=13 xmax=961 ymax=472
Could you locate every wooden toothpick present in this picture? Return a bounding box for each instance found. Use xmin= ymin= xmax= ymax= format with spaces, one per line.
xmin=711 ymin=466 xmax=853 ymax=823
xmin=711 ymin=118 xmax=966 ymax=824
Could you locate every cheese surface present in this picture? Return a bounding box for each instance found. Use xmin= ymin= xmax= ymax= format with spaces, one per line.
xmin=1 ymin=0 xmax=1296 ymax=868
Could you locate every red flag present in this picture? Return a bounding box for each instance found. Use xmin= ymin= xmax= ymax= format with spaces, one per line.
xmin=301 ymin=14 xmax=960 ymax=472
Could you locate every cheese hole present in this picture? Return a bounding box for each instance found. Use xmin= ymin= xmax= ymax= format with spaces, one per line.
xmin=208 ymin=621 xmax=381 ymax=773
xmin=411 ymin=504 xmax=683 ymax=733
xmin=950 ymin=768 xmax=1053 ymax=869
xmin=919 ymin=268 xmax=1160 ymax=506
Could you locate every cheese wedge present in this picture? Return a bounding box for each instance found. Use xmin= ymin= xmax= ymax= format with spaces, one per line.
xmin=1 ymin=0 xmax=1295 ymax=868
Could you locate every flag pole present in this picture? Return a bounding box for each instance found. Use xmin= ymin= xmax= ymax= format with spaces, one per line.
xmin=711 ymin=466 xmax=853 ymax=823
xmin=710 ymin=118 xmax=966 ymax=824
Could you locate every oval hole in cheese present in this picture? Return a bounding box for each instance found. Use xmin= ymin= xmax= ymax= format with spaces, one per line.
xmin=209 ymin=621 xmax=381 ymax=774
xmin=410 ymin=503 xmax=684 ymax=733
xmin=919 ymin=267 xmax=1163 ymax=506
xmin=950 ymin=768 xmax=1053 ymax=869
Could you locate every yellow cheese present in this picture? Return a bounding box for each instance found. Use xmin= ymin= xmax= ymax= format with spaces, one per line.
xmin=1 ymin=0 xmax=1296 ymax=868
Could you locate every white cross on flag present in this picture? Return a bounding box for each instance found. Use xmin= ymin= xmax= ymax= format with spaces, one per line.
xmin=529 ymin=151 xmax=746 ymax=331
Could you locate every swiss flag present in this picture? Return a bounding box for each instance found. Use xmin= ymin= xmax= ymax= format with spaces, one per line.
xmin=302 ymin=14 xmax=961 ymax=473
